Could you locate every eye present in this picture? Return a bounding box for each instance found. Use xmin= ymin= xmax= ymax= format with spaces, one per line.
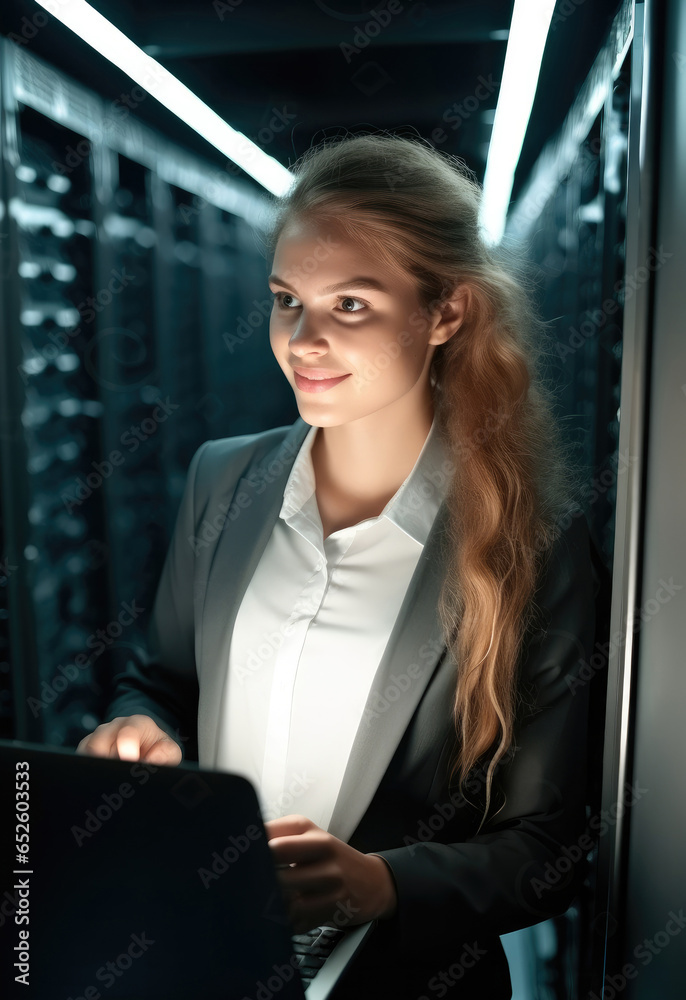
xmin=338 ymin=296 xmax=366 ymax=313
xmin=270 ymin=291 xmax=368 ymax=314
xmin=272 ymin=291 xmax=301 ymax=309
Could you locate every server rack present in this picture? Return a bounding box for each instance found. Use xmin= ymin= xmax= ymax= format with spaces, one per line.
xmin=609 ymin=0 xmax=686 ymax=996
xmin=503 ymin=0 xmax=634 ymax=996
xmin=0 ymin=38 xmax=295 ymax=752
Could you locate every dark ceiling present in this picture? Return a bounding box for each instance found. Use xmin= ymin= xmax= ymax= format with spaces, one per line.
xmin=3 ymin=0 xmax=623 ymax=205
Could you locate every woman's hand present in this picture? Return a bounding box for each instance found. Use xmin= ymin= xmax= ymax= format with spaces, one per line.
xmin=76 ymin=715 xmax=182 ymax=765
xmin=264 ymin=814 xmax=398 ymax=934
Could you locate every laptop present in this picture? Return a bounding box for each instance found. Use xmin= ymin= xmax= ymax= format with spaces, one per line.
xmin=0 ymin=739 xmax=376 ymax=1000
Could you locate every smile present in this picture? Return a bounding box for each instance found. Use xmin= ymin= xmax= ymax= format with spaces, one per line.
xmin=293 ymin=372 xmax=352 ymax=393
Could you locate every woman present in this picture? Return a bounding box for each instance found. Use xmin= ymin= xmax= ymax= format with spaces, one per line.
xmin=78 ymin=133 xmax=598 ymax=999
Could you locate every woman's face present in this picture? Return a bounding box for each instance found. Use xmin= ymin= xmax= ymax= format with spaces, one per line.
xmin=268 ymin=217 xmax=439 ymax=427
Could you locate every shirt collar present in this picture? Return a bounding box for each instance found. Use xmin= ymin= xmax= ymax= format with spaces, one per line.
xmin=279 ymin=415 xmax=451 ymax=546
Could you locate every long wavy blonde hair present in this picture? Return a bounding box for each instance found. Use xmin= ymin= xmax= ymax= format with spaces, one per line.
xmin=262 ymin=132 xmax=582 ymax=832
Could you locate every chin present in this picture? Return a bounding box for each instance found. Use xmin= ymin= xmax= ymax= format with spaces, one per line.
xmin=296 ymin=408 xmax=335 ymax=424
xmin=293 ymin=404 xmax=345 ymax=427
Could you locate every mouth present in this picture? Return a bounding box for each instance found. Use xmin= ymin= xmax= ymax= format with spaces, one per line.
xmin=293 ymin=371 xmax=351 ymax=394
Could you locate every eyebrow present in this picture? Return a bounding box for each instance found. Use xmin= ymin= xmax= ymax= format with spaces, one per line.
xmin=268 ymin=275 xmax=390 ymax=295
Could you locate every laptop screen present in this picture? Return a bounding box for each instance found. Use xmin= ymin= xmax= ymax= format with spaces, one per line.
xmin=0 ymin=739 xmax=309 ymax=1000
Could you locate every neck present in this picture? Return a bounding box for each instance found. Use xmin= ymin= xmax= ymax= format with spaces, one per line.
xmin=310 ymin=391 xmax=435 ymax=507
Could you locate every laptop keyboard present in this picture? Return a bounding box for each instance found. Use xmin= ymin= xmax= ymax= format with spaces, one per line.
xmin=291 ymin=925 xmax=346 ymax=989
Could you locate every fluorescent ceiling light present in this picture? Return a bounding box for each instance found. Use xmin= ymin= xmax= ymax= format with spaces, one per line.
xmin=34 ymin=0 xmax=295 ymax=197
xmin=479 ymin=0 xmax=556 ymax=245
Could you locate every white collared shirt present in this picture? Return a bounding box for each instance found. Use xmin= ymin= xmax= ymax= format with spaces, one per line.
xmin=214 ymin=416 xmax=451 ymax=831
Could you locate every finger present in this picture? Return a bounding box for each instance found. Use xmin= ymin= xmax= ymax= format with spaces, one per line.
xmin=113 ymin=725 xmax=143 ymax=761
xmin=289 ymin=891 xmax=344 ymax=935
xmin=77 ymin=728 xmax=120 ymax=759
xmin=268 ymin=833 xmax=329 ymax=867
xmin=141 ymin=737 xmax=182 ymax=766
xmin=275 ymin=861 xmax=340 ymax=897
xmin=264 ymin=815 xmax=314 ymax=840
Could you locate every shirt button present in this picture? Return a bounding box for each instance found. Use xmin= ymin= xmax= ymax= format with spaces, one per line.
xmin=315 ymin=562 xmax=323 ymax=572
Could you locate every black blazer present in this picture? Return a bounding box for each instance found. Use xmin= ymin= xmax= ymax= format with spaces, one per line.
xmin=102 ymin=416 xmax=598 ymax=1000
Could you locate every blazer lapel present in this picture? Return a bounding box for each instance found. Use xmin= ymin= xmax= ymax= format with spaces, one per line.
xmin=197 ymin=416 xmax=450 ymax=844
xmin=197 ymin=417 xmax=312 ymax=768
xmin=327 ymin=503 xmax=450 ymax=842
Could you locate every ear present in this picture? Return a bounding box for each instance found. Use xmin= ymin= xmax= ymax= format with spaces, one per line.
xmin=428 ymin=285 xmax=470 ymax=346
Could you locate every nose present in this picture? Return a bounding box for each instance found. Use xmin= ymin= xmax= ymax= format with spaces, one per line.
xmin=287 ymin=312 xmax=327 ymax=355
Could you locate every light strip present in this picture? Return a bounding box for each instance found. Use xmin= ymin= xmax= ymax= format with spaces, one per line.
xmin=34 ymin=0 xmax=295 ymax=197
xmin=479 ymin=0 xmax=557 ymax=245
